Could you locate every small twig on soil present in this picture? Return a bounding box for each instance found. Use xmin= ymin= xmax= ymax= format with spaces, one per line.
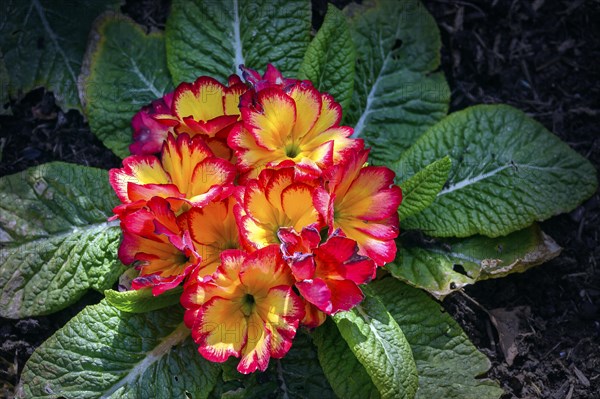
xmin=556 ymin=359 xmax=573 ymax=378
xmin=564 ymin=273 xmax=591 ymax=282
xmin=520 ymin=60 xmax=540 ymax=101
xmin=572 ymin=365 xmax=591 ymax=387
xmin=459 ymin=290 xmax=491 ymax=315
xmin=558 ymin=0 xmax=585 ymax=15
xmin=536 ymin=56 xmax=561 ymax=71
xmin=458 ymin=291 xmax=499 ymax=350
xmin=531 ymin=381 xmax=543 ymax=397
xmin=553 ymin=379 xmax=572 ymax=399
xmin=565 ymin=383 xmax=574 ymax=399
xmin=584 ymin=138 xmax=597 ymax=159
xmin=541 ymin=341 xmax=563 ymax=360
xmin=485 ymin=318 xmax=497 ymax=349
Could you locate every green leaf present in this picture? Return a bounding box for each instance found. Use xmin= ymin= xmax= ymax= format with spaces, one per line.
xmin=17 ymin=300 xmax=220 ymax=398
xmin=219 ymin=376 xmax=277 ymax=399
xmin=314 ymin=279 xmax=504 ymax=399
xmin=271 ymin=332 xmax=336 ymax=399
xmin=398 ymin=156 xmax=451 ymax=220
xmin=217 ymin=360 xmax=278 ymax=398
xmin=313 ymin=319 xmax=381 ymax=399
xmin=333 ymin=290 xmax=418 ymax=399
xmin=388 ymin=224 xmax=561 ymax=299
xmin=298 ymin=4 xmax=355 ymax=111
xmin=104 ymin=287 xmax=183 ymax=313
xmin=166 ymin=0 xmax=311 ymax=84
xmin=0 ymin=0 xmax=120 ymax=111
xmin=81 ymin=13 xmax=174 ymax=158
xmin=216 ymin=332 xmax=335 ymax=399
xmin=396 ymin=104 xmax=598 ymax=237
xmin=220 ymin=382 xmax=278 ymax=399
xmin=344 ymin=0 xmax=450 ymax=163
xmin=370 ymin=278 xmax=504 ymax=399
xmin=0 ymin=162 xmax=124 ymax=318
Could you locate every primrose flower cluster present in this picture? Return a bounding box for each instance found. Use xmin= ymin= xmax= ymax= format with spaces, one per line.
xmin=109 ymin=65 xmax=402 ymax=374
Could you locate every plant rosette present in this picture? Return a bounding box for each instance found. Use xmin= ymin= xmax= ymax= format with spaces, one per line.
xmin=1 ymin=1 xmax=596 ymax=398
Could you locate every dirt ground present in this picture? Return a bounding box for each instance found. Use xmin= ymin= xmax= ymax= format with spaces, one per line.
xmin=1 ymin=1 xmax=598 ymax=398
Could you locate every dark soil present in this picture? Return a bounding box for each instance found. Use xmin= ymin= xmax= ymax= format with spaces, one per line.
xmin=1 ymin=0 xmax=598 ymax=398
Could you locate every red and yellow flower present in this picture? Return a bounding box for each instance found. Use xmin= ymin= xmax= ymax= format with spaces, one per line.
xmin=118 ymin=197 xmax=200 ymax=295
xmin=229 ymin=78 xmax=363 ymax=181
xmin=181 ymin=246 xmax=304 ymax=374
xmin=180 ymin=196 xmax=241 ymax=278
xmin=110 ymin=133 xmax=236 ymax=216
xmin=130 ymin=76 xmax=247 ymax=160
xmin=236 ymin=168 xmax=322 ymax=249
xmin=314 ymin=149 xmax=402 ymax=266
xmin=279 ymin=226 xmax=375 ymax=314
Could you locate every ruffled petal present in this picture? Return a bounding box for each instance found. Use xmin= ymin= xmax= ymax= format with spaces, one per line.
xmin=172 ymin=77 xmax=226 ymax=122
xmin=188 ymin=158 xmax=236 ymax=203
xmin=341 ymin=218 xmax=399 ymax=266
xmin=287 ymin=84 xmax=321 ymax=142
xmin=126 ymin=183 xmax=183 ymax=204
xmin=184 ymin=199 xmax=240 ymax=271
xmin=258 ymin=285 xmax=303 ymax=358
xmin=296 ymin=278 xmax=332 ymax=314
xmin=237 ymin=313 xmax=271 ymax=373
xmin=304 ymin=93 xmax=342 ymax=139
xmin=240 ymin=245 xmax=294 ymax=292
xmin=193 ymin=296 xmax=247 ymax=362
xmin=281 ymin=183 xmax=320 ymax=231
xmin=328 ymin=279 xmax=365 ymax=313
xmin=343 ymin=167 xmax=402 ymax=220
xmin=301 ymin=300 xmax=327 ymax=328
xmin=243 ymin=88 xmax=296 ymax=149
xmin=161 ymin=133 xmax=213 ymax=193
xmin=109 ymin=156 xmax=170 ymax=203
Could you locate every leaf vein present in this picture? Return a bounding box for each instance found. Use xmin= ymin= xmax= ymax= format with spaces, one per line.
xmin=31 ymin=0 xmax=77 ymax=86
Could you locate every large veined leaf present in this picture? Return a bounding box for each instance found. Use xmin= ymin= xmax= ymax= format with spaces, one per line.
xmin=104 ymin=287 xmax=183 ymax=314
xmin=218 ymin=360 xmax=279 ymax=398
xmin=345 ymin=0 xmax=450 ymax=163
xmin=215 ymin=332 xmax=335 ymax=399
xmin=370 ymin=278 xmax=504 ymax=399
xmin=398 ymin=156 xmax=451 ymax=220
xmin=388 ymin=224 xmax=561 ymax=299
xmin=313 ymin=319 xmax=381 ymax=399
xmin=0 ymin=162 xmax=124 ymax=318
xmin=271 ymin=332 xmax=336 ymax=399
xmin=81 ymin=13 xmax=174 ymax=159
xmin=333 ymin=290 xmax=418 ymax=399
xmin=17 ymin=301 xmax=220 ymax=398
xmin=316 ymin=280 xmax=503 ymax=399
xmin=396 ymin=104 xmax=598 ymax=237
xmin=166 ymin=0 xmax=311 ymax=84
xmin=0 ymin=0 xmax=120 ymax=111
xmin=298 ymin=4 xmax=355 ymax=111
xmin=216 ymin=377 xmax=276 ymax=399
